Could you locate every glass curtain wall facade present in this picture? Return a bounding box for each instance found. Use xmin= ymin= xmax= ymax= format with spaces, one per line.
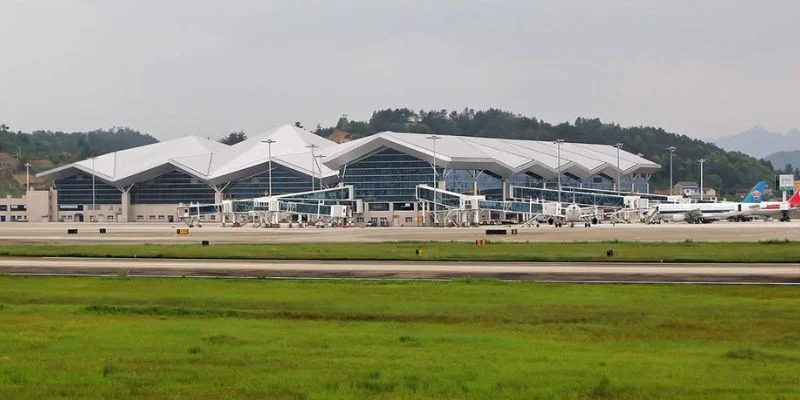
xmin=225 ymin=165 xmax=313 ymax=199
xmin=54 ymin=173 xmax=120 ymax=206
xmin=130 ymin=170 xmax=214 ymax=204
xmin=341 ymin=147 xmax=441 ymax=203
xmin=445 ymin=170 xmax=503 ymax=197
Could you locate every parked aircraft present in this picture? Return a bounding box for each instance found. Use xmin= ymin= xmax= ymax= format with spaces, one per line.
xmin=657 ymin=181 xmax=799 ymax=223
xmin=740 ymin=189 xmax=800 ymax=221
xmin=542 ymin=203 xmax=601 ymax=227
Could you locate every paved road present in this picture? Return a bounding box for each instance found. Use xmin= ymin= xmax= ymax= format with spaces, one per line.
xmin=1 ymin=257 xmax=799 ymax=283
xmin=4 ymin=221 xmax=800 ymax=244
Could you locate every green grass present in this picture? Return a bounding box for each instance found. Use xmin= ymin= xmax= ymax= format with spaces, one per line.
xmin=1 ymin=276 xmax=799 ymax=399
xmin=2 ymin=240 xmax=800 ymax=262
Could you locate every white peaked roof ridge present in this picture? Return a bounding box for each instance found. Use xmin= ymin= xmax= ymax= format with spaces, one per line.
xmin=38 ymin=126 xmax=661 ymax=186
xmin=323 ymin=131 xmax=661 ymax=179
xmin=37 ymin=124 xmax=339 ymax=185
xmin=208 ymin=124 xmax=338 ymax=183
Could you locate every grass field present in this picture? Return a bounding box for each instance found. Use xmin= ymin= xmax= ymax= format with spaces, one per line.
xmin=1 ymin=276 xmax=799 ymax=399
xmin=2 ymin=240 xmax=800 ymax=262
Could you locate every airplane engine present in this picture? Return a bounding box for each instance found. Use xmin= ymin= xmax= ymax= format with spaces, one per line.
xmin=672 ymin=214 xmax=685 ymax=222
xmin=547 ymin=217 xmax=554 ymax=225
xmin=591 ymin=217 xmax=599 ymax=225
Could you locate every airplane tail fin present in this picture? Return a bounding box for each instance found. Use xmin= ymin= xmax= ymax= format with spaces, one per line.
xmin=742 ymin=181 xmax=767 ymax=203
xmin=788 ymin=189 xmax=800 ymax=208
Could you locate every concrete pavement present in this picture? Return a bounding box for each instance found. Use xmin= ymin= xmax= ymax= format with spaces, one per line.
xmin=1 ymin=257 xmax=799 ymax=283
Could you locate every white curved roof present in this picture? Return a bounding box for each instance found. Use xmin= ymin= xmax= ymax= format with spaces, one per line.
xmin=39 ymin=126 xmax=660 ymax=187
xmin=38 ymin=125 xmax=339 ymax=186
xmin=323 ymin=132 xmax=660 ymax=179
xmin=208 ymin=125 xmax=338 ymax=184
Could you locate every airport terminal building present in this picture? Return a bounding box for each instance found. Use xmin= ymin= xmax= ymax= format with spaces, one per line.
xmin=25 ymin=124 xmax=660 ymax=225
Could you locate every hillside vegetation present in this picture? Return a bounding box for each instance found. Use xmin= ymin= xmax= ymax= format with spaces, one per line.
xmin=0 ymin=123 xmax=157 ymax=165
xmin=0 ymin=123 xmax=158 ymax=196
xmin=317 ymin=108 xmax=776 ymax=196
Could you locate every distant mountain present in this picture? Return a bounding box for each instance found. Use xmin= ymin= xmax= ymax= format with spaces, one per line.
xmin=765 ymin=150 xmax=800 ymax=172
xmin=715 ymin=126 xmax=800 ymax=158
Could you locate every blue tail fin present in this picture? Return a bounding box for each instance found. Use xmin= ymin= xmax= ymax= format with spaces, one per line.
xmin=742 ymin=181 xmax=767 ymax=203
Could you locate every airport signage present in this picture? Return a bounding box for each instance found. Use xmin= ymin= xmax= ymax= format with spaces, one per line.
xmin=778 ymin=174 xmax=794 ymax=191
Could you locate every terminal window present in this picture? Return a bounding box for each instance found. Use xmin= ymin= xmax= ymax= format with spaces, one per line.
xmin=341 ymin=147 xmax=442 ymax=203
xmin=130 ymin=170 xmax=215 ymax=205
xmin=225 ymin=165 xmax=314 ymax=199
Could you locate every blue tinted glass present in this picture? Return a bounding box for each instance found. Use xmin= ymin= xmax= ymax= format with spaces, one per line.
xmin=55 ymin=173 xmax=120 ymax=205
xmin=130 ymin=170 xmax=214 ymax=204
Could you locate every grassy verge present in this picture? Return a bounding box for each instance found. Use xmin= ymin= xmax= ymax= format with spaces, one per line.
xmin=0 ymin=276 xmax=799 ymax=399
xmin=1 ymin=240 xmax=800 ymax=262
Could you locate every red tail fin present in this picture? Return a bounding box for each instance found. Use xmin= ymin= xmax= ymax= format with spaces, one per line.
xmin=789 ymin=190 xmax=800 ymax=208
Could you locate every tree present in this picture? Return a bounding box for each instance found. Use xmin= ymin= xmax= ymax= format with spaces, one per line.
xmin=218 ymin=131 xmax=247 ymax=145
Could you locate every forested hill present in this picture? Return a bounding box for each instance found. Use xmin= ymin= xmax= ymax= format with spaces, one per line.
xmin=0 ymin=124 xmax=158 ymax=165
xmin=316 ymin=108 xmax=776 ymax=197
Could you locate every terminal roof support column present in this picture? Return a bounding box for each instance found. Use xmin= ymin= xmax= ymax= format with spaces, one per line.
xmin=631 ymin=173 xmax=640 ymax=193
xmin=469 ymin=170 xmax=484 ymax=195
xmin=117 ymin=184 xmax=134 ymax=222
xmin=644 ymin=173 xmax=652 ymax=194
xmin=209 ymin=183 xmax=230 ymax=222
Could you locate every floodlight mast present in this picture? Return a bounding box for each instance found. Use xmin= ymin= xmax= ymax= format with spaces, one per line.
xmin=554 ymin=139 xmax=565 ymax=203
xmin=666 ymin=146 xmax=677 ymax=195
xmin=427 ymin=135 xmax=441 ymax=224
xmin=614 ymin=142 xmax=624 ymax=195
xmin=306 ymin=144 xmax=319 ymax=191
xmin=262 ymin=139 xmax=277 ymax=196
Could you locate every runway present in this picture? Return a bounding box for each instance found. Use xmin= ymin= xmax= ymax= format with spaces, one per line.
xmin=3 ymin=221 xmax=800 ymax=243
xmin=1 ymin=257 xmax=799 ymax=284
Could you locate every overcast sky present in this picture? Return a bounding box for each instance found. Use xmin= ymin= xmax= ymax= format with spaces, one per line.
xmin=1 ymin=0 xmax=798 ymax=140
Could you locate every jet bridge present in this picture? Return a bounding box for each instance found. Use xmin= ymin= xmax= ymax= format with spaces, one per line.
xmin=511 ymin=186 xmax=627 ymax=208
xmin=416 ymin=185 xmax=544 ymax=226
xmin=178 ymin=186 xmax=361 ymax=226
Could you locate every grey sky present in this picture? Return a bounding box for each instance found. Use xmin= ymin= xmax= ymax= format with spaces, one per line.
xmin=2 ymin=0 xmax=798 ymax=140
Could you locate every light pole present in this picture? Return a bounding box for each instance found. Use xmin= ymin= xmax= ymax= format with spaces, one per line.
xmin=24 ymin=162 xmax=31 ymax=192
xmin=666 ymin=146 xmax=676 ymax=195
xmin=262 ymin=139 xmax=276 ymax=196
xmin=698 ymin=158 xmax=705 ymax=201
xmin=633 ymin=153 xmax=644 ymax=192
xmin=315 ymin=154 xmax=326 ymax=189
xmin=614 ymin=142 xmax=624 ymax=194
xmin=554 ymin=139 xmax=564 ymax=203
xmin=305 ymin=144 xmax=319 ymax=191
xmin=427 ymin=135 xmax=441 ymax=223
xmin=91 ymin=156 xmax=96 ymax=223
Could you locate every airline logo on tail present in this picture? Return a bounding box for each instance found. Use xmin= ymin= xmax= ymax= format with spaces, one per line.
xmin=789 ymin=189 xmax=800 ymax=208
xmin=742 ymin=181 xmax=767 ymax=203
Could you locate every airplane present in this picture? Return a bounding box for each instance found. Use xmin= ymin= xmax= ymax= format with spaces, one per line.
xmin=656 ymin=181 xmax=766 ymax=224
xmin=741 ymin=181 xmax=767 ymax=204
xmin=738 ymin=189 xmax=800 ymax=222
xmin=656 ymin=181 xmax=799 ymax=223
xmin=540 ymin=202 xmax=601 ymax=228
